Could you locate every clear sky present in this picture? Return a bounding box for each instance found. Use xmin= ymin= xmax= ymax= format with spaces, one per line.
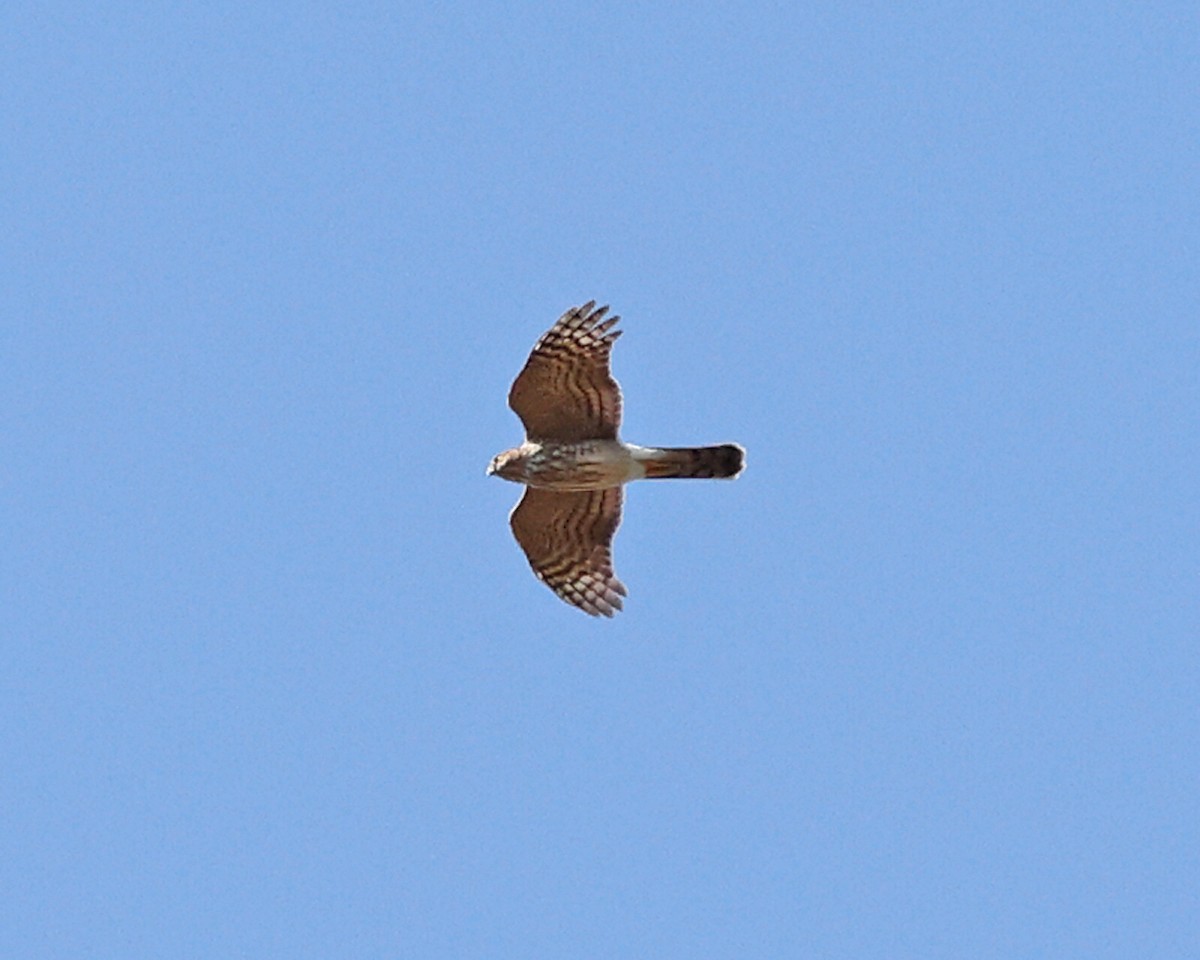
xmin=4 ymin=3 xmax=1196 ymax=958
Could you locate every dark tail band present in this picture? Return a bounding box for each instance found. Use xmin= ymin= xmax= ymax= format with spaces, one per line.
xmin=641 ymin=444 xmax=746 ymax=480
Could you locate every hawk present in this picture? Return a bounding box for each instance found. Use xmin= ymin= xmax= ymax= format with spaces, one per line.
xmin=488 ymin=301 xmax=745 ymax=616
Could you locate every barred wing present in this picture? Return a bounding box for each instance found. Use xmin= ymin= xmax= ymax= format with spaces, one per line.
xmin=508 ymin=302 xmax=623 ymax=442
xmin=509 ymin=487 xmax=627 ymax=617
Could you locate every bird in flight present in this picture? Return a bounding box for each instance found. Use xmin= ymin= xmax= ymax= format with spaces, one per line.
xmin=488 ymin=301 xmax=745 ymax=616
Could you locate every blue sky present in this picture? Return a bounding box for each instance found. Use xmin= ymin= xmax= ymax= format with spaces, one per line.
xmin=3 ymin=3 xmax=1197 ymax=957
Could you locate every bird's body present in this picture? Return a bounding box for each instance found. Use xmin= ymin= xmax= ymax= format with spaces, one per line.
xmin=488 ymin=302 xmax=744 ymax=616
xmin=490 ymin=439 xmax=745 ymax=491
xmin=490 ymin=439 xmax=646 ymax=490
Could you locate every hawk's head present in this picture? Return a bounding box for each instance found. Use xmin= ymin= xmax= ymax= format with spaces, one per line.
xmin=486 ymin=446 xmax=528 ymax=483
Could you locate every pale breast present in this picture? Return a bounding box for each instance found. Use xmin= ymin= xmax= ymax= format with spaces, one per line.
xmin=524 ymin=440 xmax=643 ymax=490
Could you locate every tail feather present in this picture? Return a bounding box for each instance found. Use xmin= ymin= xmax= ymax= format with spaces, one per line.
xmin=640 ymin=444 xmax=745 ymax=480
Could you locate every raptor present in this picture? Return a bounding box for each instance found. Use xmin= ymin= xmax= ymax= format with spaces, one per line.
xmin=488 ymin=301 xmax=745 ymax=617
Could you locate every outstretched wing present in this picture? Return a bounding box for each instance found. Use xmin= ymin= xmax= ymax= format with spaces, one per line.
xmin=509 ymin=486 xmax=627 ymax=617
xmin=508 ymin=302 xmax=623 ymax=442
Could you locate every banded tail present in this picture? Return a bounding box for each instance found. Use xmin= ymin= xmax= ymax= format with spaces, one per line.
xmin=638 ymin=444 xmax=746 ymax=480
